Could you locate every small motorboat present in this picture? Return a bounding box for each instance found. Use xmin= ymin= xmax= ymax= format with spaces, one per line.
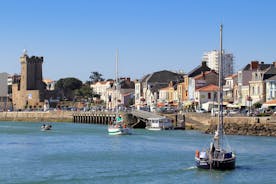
xmin=41 ymin=124 xmax=52 ymax=131
xmin=108 ymin=115 xmax=132 ymax=135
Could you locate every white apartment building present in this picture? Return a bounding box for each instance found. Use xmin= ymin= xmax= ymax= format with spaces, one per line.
xmin=43 ymin=79 xmax=56 ymax=91
xmin=90 ymin=81 xmax=114 ymax=101
xmin=202 ymin=50 xmax=234 ymax=77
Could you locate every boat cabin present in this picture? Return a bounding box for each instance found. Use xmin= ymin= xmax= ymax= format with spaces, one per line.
xmin=146 ymin=117 xmax=173 ymax=130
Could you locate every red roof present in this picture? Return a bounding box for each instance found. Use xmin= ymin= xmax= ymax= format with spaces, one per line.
xmin=264 ymin=100 xmax=276 ymax=105
xmin=194 ymin=70 xmax=217 ymax=80
xmin=196 ymin=84 xmax=219 ymax=92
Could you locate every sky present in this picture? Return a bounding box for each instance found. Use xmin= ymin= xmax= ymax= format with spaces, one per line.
xmin=1 ymin=0 xmax=276 ymax=82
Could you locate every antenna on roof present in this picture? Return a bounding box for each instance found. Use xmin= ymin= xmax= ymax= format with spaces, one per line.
xmin=23 ymin=49 xmax=28 ymax=56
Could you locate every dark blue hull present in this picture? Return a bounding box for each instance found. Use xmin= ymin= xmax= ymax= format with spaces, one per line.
xmin=195 ymin=158 xmax=235 ymax=170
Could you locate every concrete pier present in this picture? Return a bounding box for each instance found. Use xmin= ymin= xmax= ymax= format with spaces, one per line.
xmin=73 ymin=112 xmax=116 ymax=125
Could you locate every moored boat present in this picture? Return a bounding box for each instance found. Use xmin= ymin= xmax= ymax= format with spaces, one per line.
xmin=145 ymin=117 xmax=173 ymax=131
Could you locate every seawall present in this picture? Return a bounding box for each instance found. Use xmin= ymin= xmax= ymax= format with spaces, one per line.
xmin=0 ymin=111 xmax=73 ymax=122
xmin=205 ymin=116 xmax=276 ymax=136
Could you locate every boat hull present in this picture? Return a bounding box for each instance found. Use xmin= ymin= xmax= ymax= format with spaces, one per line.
xmin=108 ymin=127 xmax=132 ymax=135
xmin=195 ymin=157 xmax=235 ymax=170
xmin=145 ymin=127 xmax=162 ymax=131
xmin=145 ymin=126 xmax=173 ymax=131
xmin=41 ymin=125 xmax=51 ymax=131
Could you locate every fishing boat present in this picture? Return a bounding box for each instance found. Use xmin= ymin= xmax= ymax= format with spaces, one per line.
xmin=195 ymin=25 xmax=236 ymax=170
xmin=146 ymin=117 xmax=173 ymax=131
xmin=108 ymin=115 xmax=132 ymax=135
xmin=108 ymin=49 xmax=132 ymax=135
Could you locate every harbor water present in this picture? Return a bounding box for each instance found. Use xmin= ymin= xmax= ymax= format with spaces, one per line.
xmin=0 ymin=122 xmax=275 ymax=184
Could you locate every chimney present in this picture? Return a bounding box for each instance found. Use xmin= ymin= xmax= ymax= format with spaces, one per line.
xmin=273 ymin=61 xmax=276 ymax=68
xmin=250 ymin=61 xmax=259 ymax=70
xmin=202 ymin=61 xmax=207 ymax=67
xmin=169 ymin=81 xmax=173 ymax=87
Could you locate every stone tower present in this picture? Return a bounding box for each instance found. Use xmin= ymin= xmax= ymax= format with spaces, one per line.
xmin=12 ymin=50 xmax=46 ymax=110
xmin=20 ymin=51 xmax=44 ymax=91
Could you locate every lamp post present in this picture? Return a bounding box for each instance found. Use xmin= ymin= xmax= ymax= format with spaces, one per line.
xmin=247 ymin=96 xmax=252 ymax=115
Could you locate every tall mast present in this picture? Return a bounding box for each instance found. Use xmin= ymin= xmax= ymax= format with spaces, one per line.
xmin=115 ymin=49 xmax=119 ymax=112
xmin=116 ymin=48 xmax=119 ymax=85
xmin=217 ymin=24 xmax=224 ymax=150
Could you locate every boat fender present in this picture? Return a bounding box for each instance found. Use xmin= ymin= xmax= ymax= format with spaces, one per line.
xmin=195 ymin=150 xmax=199 ymax=158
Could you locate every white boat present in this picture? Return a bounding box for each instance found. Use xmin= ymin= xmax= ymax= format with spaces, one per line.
xmin=146 ymin=117 xmax=173 ymax=131
xmin=108 ymin=124 xmax=132 ymax=135
xmin=108 ymin=114 xmax=132 ymax=135
xmin=108 ymin=49 xmax=132 ymax=136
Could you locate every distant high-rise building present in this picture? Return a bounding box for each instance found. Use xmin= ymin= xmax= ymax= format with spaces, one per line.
xmin=202 ymin=50 xmax=234 ymax=77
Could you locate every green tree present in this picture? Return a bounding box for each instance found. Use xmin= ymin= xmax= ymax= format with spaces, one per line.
xmin=89 ymin=71 xmax=104 ymax=84
xmin=74 ymin=85 xmax=94 ymax=99
xmin=55 ymin=77 xmax=83 ymax=100
xmin=253 ymin=102 xmax=262 ymax=109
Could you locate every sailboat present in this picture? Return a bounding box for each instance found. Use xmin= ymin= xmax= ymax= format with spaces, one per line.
xmin=195 ymin=25 xmax=236 ymax=170
xmin=108 ymin=49 xmax=132 ymax=135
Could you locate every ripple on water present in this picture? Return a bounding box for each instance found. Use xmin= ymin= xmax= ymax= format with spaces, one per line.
xmin=0 ymin=121 xmax=276 ymax=184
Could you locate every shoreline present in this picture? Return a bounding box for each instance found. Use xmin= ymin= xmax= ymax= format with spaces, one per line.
xmin=1 ymin=111 xmax=276 ymax=137
xmin=0 ymin=111 xmax=73 ymax=123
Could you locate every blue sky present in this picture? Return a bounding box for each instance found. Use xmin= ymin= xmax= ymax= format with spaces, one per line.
xmin=1 ymin=0 xmax=276 ymax=82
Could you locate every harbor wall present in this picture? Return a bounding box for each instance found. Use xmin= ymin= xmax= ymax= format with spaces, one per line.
xmin=0 ymin=111 xmax=73 ymax=122
xmin=205 ymin=116 xmax=276 ymax=136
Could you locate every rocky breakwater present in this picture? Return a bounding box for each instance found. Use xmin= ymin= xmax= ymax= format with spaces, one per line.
xmin=205 ymin=116 xmax=276 ymax=136
xmin=183 ymin=112 xmax=210 ymax=130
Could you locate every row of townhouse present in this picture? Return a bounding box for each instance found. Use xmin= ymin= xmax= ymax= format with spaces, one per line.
xmin=90 ymin=60 xmax=276 ymax=111
xmin=89 ymin=50 xmax=234 ymax=111
xmin=134 ymin=61 xmax=220 ymax=110
xmin=91 ymin=61 xmax=219 ymax=111
xmin=234 ymin=61 xmax=276 ymax=107
xmin=134 ymin=60 xmax=276 ymax=111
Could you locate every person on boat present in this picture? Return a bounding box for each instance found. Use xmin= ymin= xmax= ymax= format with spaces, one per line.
xmin=116 ymin=114 xmax=123 ymax=123
xmin=41 ymin=124 xmax=46 ymax=129
xmin=210 ymin=142 xmax=215 ymax=157
xmin=195 ymin=150 xmax=200 ymax=158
